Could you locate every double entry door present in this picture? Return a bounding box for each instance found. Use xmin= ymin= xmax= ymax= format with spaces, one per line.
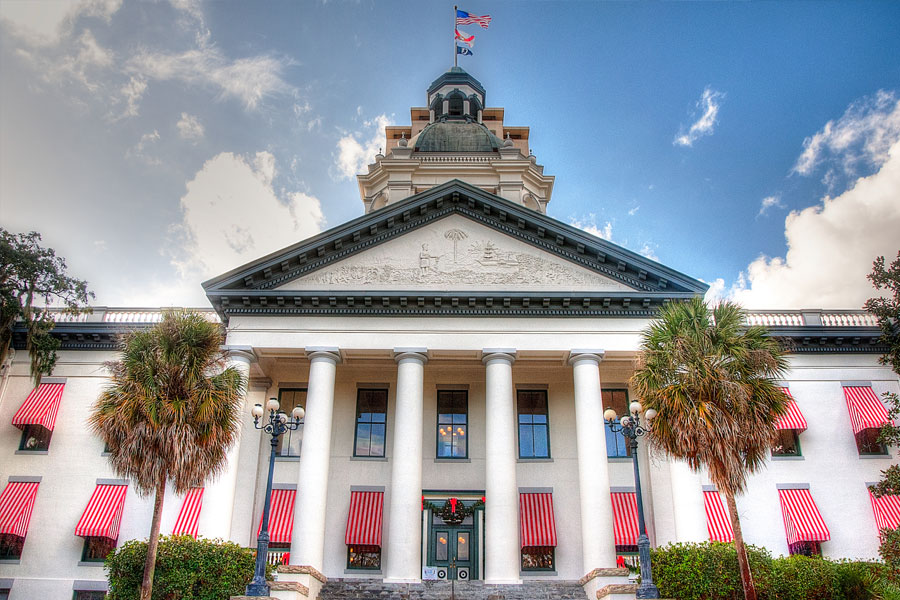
xmin=428 ymin=511 xmax=478 ymax=581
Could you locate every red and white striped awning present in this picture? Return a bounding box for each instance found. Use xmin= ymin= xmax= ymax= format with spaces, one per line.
xmin=778 ymin=488 xmax=830 ymax=546
xmin=258 ymin=489 xmax=295 ymax=544
xmin=869 ymin=490 xmax=900 ymax=534
xmin=345 ymin=490 xmax=384 ymax=546
xmin=844 ymin=386 xmax=893 ymax=434
xmin=703 ymin=490 xmax=734 ymax=542
xmin=519 ymin=492 xmax=557 ymax=548
xmin=775 ymin=388 xmax=808 ymax=431
xmin=172 ymin=488 xmax=204 ymax=538
xmin=75 ymin=484 xmax=128 ymax=540
xmin=611 ymin=492 xmax=639 ymax=546
xmin=12 ymin=383 xmax=65 ymax=431
xmin=0 ymin=481 xmax=40 ymax=538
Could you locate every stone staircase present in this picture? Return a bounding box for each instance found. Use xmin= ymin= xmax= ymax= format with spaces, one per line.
xmin=318 ymin=578 xmax=589 ymax=600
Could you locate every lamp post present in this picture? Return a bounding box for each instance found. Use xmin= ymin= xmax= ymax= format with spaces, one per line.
xmin=604 ymin=401 xmax=660 ymax=599
xmin=245 ymin=397 xmax=304 ymax=597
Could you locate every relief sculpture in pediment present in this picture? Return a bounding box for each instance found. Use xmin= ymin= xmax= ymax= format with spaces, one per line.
xmin=278 ymin=218 xmax=635 ymax=292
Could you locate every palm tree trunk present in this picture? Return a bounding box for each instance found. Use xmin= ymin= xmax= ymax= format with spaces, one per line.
xmin=724 ymin=490 xmax=757 ymax=600
xmin=140 ymin=476 xmax=166 ymax=600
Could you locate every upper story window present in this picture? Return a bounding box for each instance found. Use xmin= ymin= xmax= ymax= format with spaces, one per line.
xmin=436 ymin=390 xmax=467 ymax=459
xmin=843 ymin=386 xmax=892 ymax=456
xmin=277 ymin=389 xmax=306 ymax=457
xmin=13 ymin=382 xmax=65 ymax=452
xmin=856 ymin=428 xmax=888 ymax=455
xmin=354 ymin=389 xmax=387 ymax=457
xmin=74 ymin=591 xmax=107 ymax=600
xmin=517 ymin=390 xmax=550 ymax=459
xmin=18 ymin=424 xmax=52 ymax=452
xmin=603 ymin=389 xmax=631 ymax=458
xmin=772 ymin=429 xmax=801 ymax=457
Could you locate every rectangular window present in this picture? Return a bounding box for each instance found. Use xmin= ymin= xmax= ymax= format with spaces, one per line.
xmin=347 ymin=545 xmax=381 ymax=569
xmin=772 ymin=429 xmax=801 ymax=457
xmin=615 ymin=546 xmax=639 ymax=570
xmin=1 ymin=589 xmax=9 ymax=600
xmin=73 ymin=592 xmax=107 ymax=600
xmin=81 ymin=537 xmax=116 ymax=563
xmin=521 ymin=546 xmax=554 ymax=571
xmin=277 ymin=389 xmax=306 ymax=457
xmin=603 ymin=389 xmax=631 ymax=458
xmin=789 ymin=541 xmax=821 ymax=556
xmin=436 ymin=390 xmax=468 ymax=459
xmin=354 ymin=389 xmax=387 ymax=457
xmin=18 ymin=424 xmax=52 ymax=451
xmin=856 ymin=428 xmax=888 ymax=455
xmin=517 ymin=390 xmax=550 ymax=459
xmin=0 ymin=534 xmax=24 ymax=559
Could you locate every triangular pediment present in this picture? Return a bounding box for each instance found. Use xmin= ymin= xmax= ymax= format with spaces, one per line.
xmin=275 ymin=214 xmax=635 ymax=292
xmin=203 ymin=181 xmax=706 ymax=318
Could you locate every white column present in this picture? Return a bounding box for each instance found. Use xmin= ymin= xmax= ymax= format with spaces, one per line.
xmin=198 ymin=346 xmax=255 ymax=542
xmin=568 ymin=350 xmax=617 ymax=573
xmin=670 ymin=461 xmax=708 ymax=543
xmin=290 ymin=347 xmax=341 ymax=571
xmin=384 ymin=349 xmax=428 ymax=583
xmin=482 ymin=349 xmax=520 ymax=584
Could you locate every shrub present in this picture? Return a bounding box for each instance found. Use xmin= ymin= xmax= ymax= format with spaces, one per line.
xmin=650 ymin=542 xmax=773 ymax=600
xmin=105 ymin=535 xmax=271 ymax=600
xmin=651 ymin=541 xmax=879 ymax=600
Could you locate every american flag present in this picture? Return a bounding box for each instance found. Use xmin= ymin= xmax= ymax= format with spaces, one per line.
xmin=456 ymin=10 xmax=491 ymax=29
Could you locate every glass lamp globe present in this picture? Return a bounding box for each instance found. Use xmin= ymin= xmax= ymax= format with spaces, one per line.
xmin=629 ymin=401 xmax=643 ymax=415
xmin=251 ymin=403 xmax=264 ymax=418
xmin=603 ymin=408 xmax=618 ymax=422
xmin=620 ymin=416 xmax=632 ymax=428
xmin=266 ymin=398 xmax=280 ymax=412
xmin=277 ymin=411 xmax=288 ymax=424
xmin=644 ymin=408 xmax=658 ymax=421
xmin=292 ymin=406 xmax=305 ymax=421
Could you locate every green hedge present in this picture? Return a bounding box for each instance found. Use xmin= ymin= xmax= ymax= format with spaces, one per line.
xmin=105 ymin=535 xmax=271 ymax=600
xmin=650 ymin=542 xmax=881 ymax=600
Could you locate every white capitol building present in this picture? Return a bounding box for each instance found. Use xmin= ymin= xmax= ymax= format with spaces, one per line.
xmin=1 ymin=68 xmax=898 ymax=600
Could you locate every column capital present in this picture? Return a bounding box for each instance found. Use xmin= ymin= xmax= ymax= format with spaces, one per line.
xmin=481 ymin=349 xmax=517 ymax=365
xmin=393 ymin=348 xmax=428 ymax=364
xmin=223 ymin=345 xmax=257 ymax=364
xmin=567 ymin=349 xmax=605 ymax=366
xmin=304 ymin=347 xmax=342 ymax=364
xmin=248 ymin=377 xmax=272 ymax=392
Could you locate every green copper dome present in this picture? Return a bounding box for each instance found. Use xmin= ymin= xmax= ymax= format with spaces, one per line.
xmin=413 ymin=121 xmax=502 ymax=153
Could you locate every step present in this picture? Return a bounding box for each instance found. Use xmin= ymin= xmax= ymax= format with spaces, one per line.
xmin=318 ymin=579 xmax=588 ymax=600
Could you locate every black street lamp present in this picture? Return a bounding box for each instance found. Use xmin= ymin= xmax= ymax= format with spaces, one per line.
xmin=604 ymin=401 xmax=660 ymax=600
xmin=245 ymin=397 xmax=304 ymax=597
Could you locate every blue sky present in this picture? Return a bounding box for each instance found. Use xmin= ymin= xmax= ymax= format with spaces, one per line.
xmin=1 ymin=0 xmax=898 ymax=308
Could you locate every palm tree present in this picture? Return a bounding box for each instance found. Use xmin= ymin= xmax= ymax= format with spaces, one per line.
xmin=631 ymin=297 xmax=789 ymax=600
xmin=88 ymin=310 xmax=245 ymax=600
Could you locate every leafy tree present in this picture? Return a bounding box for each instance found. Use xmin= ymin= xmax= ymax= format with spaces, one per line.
xmin=89 ymin=311 xmax=246 ymax=600
xmin=631 ymin=297 xmax=790 ymax=600
xmin=0 ymin=228 xmax=93 ymax=385
xmin=865 ymin=252 xmax=900 ymax=499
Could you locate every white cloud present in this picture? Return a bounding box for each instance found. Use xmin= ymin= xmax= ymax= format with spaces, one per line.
xmin=117 ymin=75 xmax=147 ymax=118
xmin=0 ymin=0 xmax=121 ymax=46
xmin=730 ymin=139 xmax=900 ymax=309
xmin=569 ymin=215 xmax=613 ymax=241
xmin=176 ymin=112 xmax=204 ymax=142
xmin=126 ymin=130 xmax=161 ymax=165
xmin=758 ymin=195 xmax=784 ymax=217
xmin=792 ymin=90 xmax=900 ymax=183
xmin=628 ymin=206 xmax=640 ymax=216
xmin=169 ymin=151 xmax=325 ymax=282
xmin=639 ymin=243 xmax=659 ymax=261
xmin=674 ymin=86 xmax=725 ymax=147
xmin=703 ymin=278 xmax=727 ymax=304
xmin=126 ymin=46 xmax=293 ymax=110
xmin=334 ymin=114 xmax=389 ymax=179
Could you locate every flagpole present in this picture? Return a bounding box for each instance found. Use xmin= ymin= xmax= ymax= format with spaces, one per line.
xmin=453 ymin=5 xmax=458 ymax=67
